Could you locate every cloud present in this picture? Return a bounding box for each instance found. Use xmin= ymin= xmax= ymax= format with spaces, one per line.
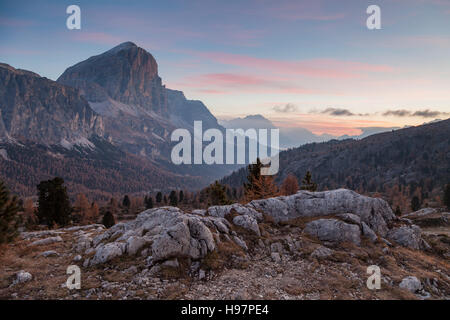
xmin=382 ymin=109 xmax=411 ymax=117
xmin=273 ymin=104 xmax=298 ymax=113
xmin=177 ymin=73 xmax=318 ymax=95
xmin=196 ymin=52 xmax=394 ymax=79
xmin=321 ymin=108 xmax=355 ymax=116
xmin=412 ymin=109 xmax=446 ymax=118
xmin=382 ymin=109 xmax=449 ymax=118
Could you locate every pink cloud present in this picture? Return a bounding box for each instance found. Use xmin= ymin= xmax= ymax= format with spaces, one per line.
xmin=197 ymin=52 xmax=394 ymax=79
xmin=177 ymin=72 xmax=319 ymax=95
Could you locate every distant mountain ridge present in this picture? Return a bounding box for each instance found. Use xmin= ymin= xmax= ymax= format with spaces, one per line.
xmin=221 ymin=118 xmax=450 ymax=207
xmin=220 ymin=114 xmax=398 ymax=149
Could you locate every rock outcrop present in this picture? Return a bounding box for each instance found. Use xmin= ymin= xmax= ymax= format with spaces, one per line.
xmin=80 ymin=189 xmax=426 ymax=268
xmin=249 ymin=189 xmax=395 ymax=236
xmin=85 ymin=207 xmax=236 ymax=266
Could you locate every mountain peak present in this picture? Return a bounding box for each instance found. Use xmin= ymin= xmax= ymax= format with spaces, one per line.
xmin=58 ymin=42 xmax=165 ymax=112
xmin=106 ymin=41 xmax=138 ymax=54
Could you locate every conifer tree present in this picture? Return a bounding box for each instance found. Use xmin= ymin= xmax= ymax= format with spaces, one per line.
xmin=156 ymin=192 xmax=162 ymax=204
xmin=122 ymin=195 xmax=131 ymax=208
xmin=169 ymin=190 xmax=178 ymax=206
xmin=206 ymin=181 xmax=231 ymax=206
xmin=102 ymin=211 xmax=115 ymax=229
xmin=300 ymin=171 xmax=317 ymax=192
xmin=411 ymin=196 xmax=421 ymax=212
xmin=37 ymin=177 xmax=71 ymax=227
xmin=144 ymin=196 xmax=154 ymax=209
xmin=244 ymin=158 xmax=279 ymax=201
xmin=443 ymin=184 xmax=450 ymax=210
xmin=0 ymin=180 xmax=20 ymax=244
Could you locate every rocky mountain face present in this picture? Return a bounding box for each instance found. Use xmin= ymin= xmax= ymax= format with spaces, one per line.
xmin=58 ymin=42 xmax=166 ymax=113
xmin=0 ymin=63 xmax=104 ymax=145
xmin=3 ymin=189 xmax=449 ymax=299
xmin=0 ymin=42 xmax=239 ymax=196
xmin=57 ymin=42 xmax=229 ymax=166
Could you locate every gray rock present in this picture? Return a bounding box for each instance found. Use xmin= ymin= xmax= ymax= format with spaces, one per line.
xmin=126 ymin=236 xmax=147 ymax=255
xmin=73 ymin=255 xmax=82 ymax=262
xmin=361 ymin=222 xmax=378 ymax=242
xmin=232 ymin=215 xmax=260 ymax=236
xmin=310 ymin=246 xmax=334 ymax=259
xmin=192 ymin=209 xmax=206 ymax=216
xmin=198 ymin=269 xmax=206 ymax=280
xmin=13 ymin=270 xmax=32 ymax=285
xmin=207 ymin=203 xmax=263 ymax=222
xmin=39 ymin=250 xmax=59 ymax=257
xmin=233 ymin=236 xmax=248 ymax=251
xmin=124 ymin=266 xmax=138 ymax=274
xmin=162 ymin=258 xmax=179 ymax=268
xmin=249 ymin=189 xmax=395 ymax=236
xmin=271 ymin=252 xmax=281 ymax=263
xmin=336 ymin=213 xmax=361 ymax=226
xmin=304 ymin=219 xmax=361 ymax=246
xmin=387 ymin=225 xmax=422 ymax=249
xmin=90 ymin=242 xmax=125 ymax=265
xmin=399 ymin=276 xmax=422 ymax=293
xmin=270 ymin=242 xmax=283 ymax=253
xmin=29 ymin=236 xmax=63 ymax=246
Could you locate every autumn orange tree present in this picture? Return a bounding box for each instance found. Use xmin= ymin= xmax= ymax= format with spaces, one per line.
xmin=280 ymin=174 xmax=299 ymax=196
xmin=244 ymin=158 xmax=278 ymax=201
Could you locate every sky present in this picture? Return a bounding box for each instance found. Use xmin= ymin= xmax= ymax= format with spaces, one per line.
xmin=1 ymin=0 xmax=450 ymax=136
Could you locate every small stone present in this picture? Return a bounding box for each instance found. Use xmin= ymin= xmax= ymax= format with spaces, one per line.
xmin=39 ymin=250 xmax=59 ymax=257
xmin=73 ymin=255 xmax=82 ymax=262
xmin=13 ymin=270 xmax=32 ymax=285
xmin=198 ymin=269 xmax=206 ymax=280
xmin=270 ymin=242 xmax=283 ymax=253
xmin=29 ymin=236 xmax=63 ymax=246
xmin=162 ymin=258 xmax=179 ymax=268
xmin=271 ymin=252 xmax=281 ymax=263
xmin=399 ymin=276 xmax=422 ymax=293
xmin=310 ymin=246 xmax=333 ymax=259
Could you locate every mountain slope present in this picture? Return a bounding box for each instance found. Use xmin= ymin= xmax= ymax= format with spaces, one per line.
xmin=0 ymin=63 xmax=104 ymax=145
xmin=222 ymin=118 xmax=450 ymax=207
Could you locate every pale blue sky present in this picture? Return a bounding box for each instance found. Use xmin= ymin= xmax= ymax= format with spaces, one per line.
xmin=1 ymin=0 xmax=449 ymax=135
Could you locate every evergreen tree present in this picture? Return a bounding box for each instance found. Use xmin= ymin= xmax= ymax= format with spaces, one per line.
xmin=37 ymin=177 xmax=71 ymax=227
xmin=102 ymin=211 xmax=115 ymax=229
xmin=395 ymin=206 xmax=402 ymax=217
xmin=300 ymin=171 xmax=317 ymax=192
xmin=206 ymin=181 xmax=231 ymax=206
xmin=443 ymin=184 xmax=450 ymax=210
xmin=243 ymin=158 xmax=278 ymax=201
xmin=144 ymin=196 xmax=153 ymax=209
xmin=122 ymin=195 xmax=131 ymax=208
xmin=169 ymin=190 xmax=178 ymax=206
xmin=411 ymin=196 xmax=421 ymax=212
xmin=156 ymin=192 xmax=162 ymax=204
xmin=0 ymin=180 xmax=20 ymax=244
xmin=179 ymin=190 xmax=184 ymax=203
